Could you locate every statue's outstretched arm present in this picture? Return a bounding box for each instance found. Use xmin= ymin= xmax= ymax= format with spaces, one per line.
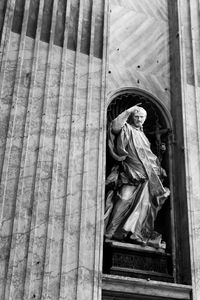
xmin=112 ymin=105 xmax=140 ymax=134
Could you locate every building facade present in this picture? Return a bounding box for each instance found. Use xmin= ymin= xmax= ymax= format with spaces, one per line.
xmin=0 ymin=0 xmax=200 ymax=299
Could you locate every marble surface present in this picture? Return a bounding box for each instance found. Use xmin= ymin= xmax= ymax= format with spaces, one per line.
xmin=102 ymin=274 xmax=192 ymax=300
xmin=0 ymin=17 xmax=105 ymax=300
xmin=182 ymin=84 xmax=200 ymax=300
xmin=107 ymin=0 xmax=171 ymax=110
xmin=1 ymin=0 xmax=200 ymax=300
xmin=178 ymin=0 xmax=200 ymax=298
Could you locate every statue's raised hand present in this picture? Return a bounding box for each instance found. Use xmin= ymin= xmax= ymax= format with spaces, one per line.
xmin=127 ymin=103 xmax=142 ymax=114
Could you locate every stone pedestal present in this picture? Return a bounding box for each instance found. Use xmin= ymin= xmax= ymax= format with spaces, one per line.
xmin=103 ymin=240 xmax=173 ymax=283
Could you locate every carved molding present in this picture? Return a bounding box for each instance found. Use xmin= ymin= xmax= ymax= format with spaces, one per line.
xmin=102 ymin=274 xmax=192 ymax=300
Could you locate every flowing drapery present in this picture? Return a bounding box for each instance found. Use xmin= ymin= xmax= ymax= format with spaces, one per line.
xmin=105 ymin=122 xmax=170 ymax=248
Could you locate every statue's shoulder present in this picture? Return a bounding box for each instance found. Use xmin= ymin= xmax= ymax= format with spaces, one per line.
xmin=125 ymin=122 xmax=133 ymax=130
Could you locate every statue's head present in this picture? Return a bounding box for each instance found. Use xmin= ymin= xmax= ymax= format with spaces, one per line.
xmin=130 ymin=106 xmax=147 ymax=128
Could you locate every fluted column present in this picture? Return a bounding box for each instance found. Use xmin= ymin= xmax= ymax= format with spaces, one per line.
xmin=0 ymin=0 xmax=107 ymax=299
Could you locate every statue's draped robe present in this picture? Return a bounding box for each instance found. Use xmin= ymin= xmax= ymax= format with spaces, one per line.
xmin=105 ymin=122 xmax=170 ymax=248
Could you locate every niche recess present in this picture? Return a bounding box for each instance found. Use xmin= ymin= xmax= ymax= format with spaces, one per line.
xmin=103 ymin=88 xmax=191 ymax=285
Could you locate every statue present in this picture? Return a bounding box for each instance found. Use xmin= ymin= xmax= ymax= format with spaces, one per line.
xmin=104 ymin=105 xmax=170 ymax=249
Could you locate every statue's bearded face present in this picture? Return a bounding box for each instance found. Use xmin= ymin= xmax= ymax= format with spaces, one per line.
xmin=132 ymin=111 xmax=147 ymax=128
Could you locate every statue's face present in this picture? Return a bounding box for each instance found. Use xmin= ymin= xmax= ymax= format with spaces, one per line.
xmin=132 ymin=111 xmax=146 ymax=128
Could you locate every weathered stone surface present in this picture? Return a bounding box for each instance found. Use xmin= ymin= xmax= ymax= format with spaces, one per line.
xmin=0 ymin=0 xmax=200 ymax=300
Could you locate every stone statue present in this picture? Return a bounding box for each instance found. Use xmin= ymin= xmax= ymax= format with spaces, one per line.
xmin=104 ymin=105 xmax=170 ymax=249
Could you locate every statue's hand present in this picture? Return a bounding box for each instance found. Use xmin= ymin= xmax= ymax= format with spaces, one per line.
xmin=127 ymin=103 xmax=142 ymax=114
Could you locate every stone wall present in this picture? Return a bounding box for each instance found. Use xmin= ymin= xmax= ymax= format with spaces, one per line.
xmin=107 ymin=0 xmax=171 ymax=110
xmin=0 ymin=0 xmax=200 ymax=300
xmin=0 ymin=1 xmax=106 ymax=299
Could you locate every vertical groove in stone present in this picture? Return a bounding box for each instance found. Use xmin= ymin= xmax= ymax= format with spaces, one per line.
xmin=15 ymin=0 xmax=45 ymax=298
xmin=40 ymin=0 xmax=72 ymax=298
xmin=192 ymin=0 xmax=200 ymax=86
xmin=54 ymin=0 xmax=67 ymax=47
xmin=0 ymin=0 xmax=8 ymax=44
xmin=93 ymin=1 xmax=109 ymax=299
xmin=189 ymin=0 xmax=200 ymax=142
xmin=80 ymin=0 xmax=91 ymax=55
xmin=76 ymin=0 xmax=95 ymax=299
xmin=0 ymin=0 xmax=12 ymax=69
xmin=67 ymin=1 xmax=79 ymax=51
xmin=59 ymin=0 xmax=84 ymax=299
xmin=177 ymin=0 xmax=192 ymax=285
xmin=183 ymin=0 xmax=195 ymax=85
xmin=26 ymin=0 xmax=40 ymax=39
xmin=0 ymin=0 xmax=13 ymax=47
xmin=0 ymin=22 xmax=19 ymax=300
xmin=22 ymin=0 xmax=60 ymax=298
xmin=167 ymin=0 xmax=179 ymax=283
xmin=11 ymin=0 xmax=26 ymax=34
xmin=0 ymin=10 xmax=19 ymax=295
xmin=94 ymin=1 xmax=104 ymax=59
xmin=40 ymin=0 xmax=54 ymax=43
xmin=1 ymin=0 xmax=33 ymax=298
xmin=0 ymin=0 xmax=17 ymax=171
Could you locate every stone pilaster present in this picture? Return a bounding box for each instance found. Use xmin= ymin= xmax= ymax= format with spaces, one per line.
xmin=0 ymin=0 xmax=107 ymax=299
xmin=177 ymin=0 xmax=200 ymax=299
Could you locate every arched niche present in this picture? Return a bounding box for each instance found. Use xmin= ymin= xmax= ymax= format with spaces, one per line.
xmin=104 ymin=88 xmax=176 ymax=282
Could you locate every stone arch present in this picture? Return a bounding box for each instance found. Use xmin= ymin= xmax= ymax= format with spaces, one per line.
xmin=107 ymin=87 xmax=172 ymax=128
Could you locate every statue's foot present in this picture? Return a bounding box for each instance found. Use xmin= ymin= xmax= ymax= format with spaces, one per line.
xmin=147 ymin=239 xmax=166 ymax=250
xmin=105 ymin=232 xmax=128 ymax=242
xmin=128 ymin=234 xmax=147 ymax=246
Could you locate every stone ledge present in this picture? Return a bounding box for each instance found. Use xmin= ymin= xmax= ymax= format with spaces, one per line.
xmin=102 ymin=274 xmax=192 ymax=300
xmin=105 ymin=239 xmax=167 ymax=254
